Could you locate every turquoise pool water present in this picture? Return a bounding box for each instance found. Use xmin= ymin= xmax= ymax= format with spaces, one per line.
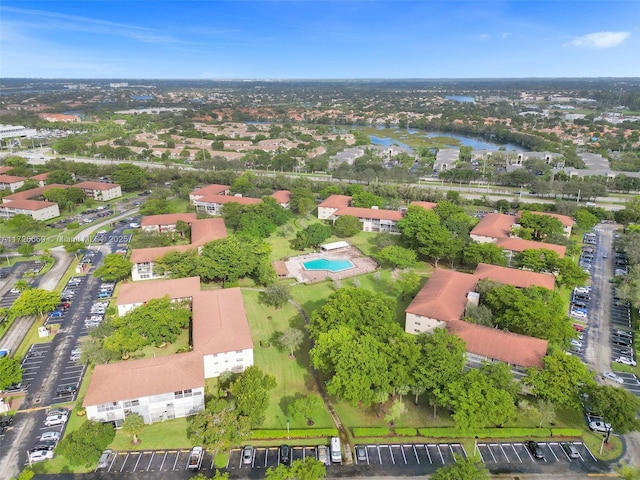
xmin=303 ymin=258 xmax=355 ymax=272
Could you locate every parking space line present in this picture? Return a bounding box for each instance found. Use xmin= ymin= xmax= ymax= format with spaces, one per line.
xmin=546 ymin=443 xmax=559 ymax=462
xmin=384 ymin=445 xmax=394 ymax=465
xmin=583 ymin=442 xmax=597 ymax=462
xmin=436 ymin=444 xmax=444 ymax=463
xmin=146 ymin=451 xmax=155 ymax=471
xmin=411 ymin=444 xmax=420 ymax=464
xmin=120 ymin=453 xmax=129 ymax=472
xmin=424 ymin=444 xmax=433 ymax=464
xmin=159 ymin=451 xmax=168 ymax=470
xmin=398 ymin=445 xmax=407 ymax=464
xmin=132 ymin=452 xmax=142 ymax=471
xmin=510 ymin=443 xmax=522 ymax=462
xmin=107 ymin=453 xmax=117 ymax=472
xmin=486 ymin=444 xmax=497 ymax=463
xmin=173 ymin=450 xmax=181 ymax=470
xmin=449 ymin=444 xmax=456 ymax=461
xmin=375 ymin=445 xmax=382 ymax=464
xmin=498 ymin=444 xmax=509 ymax=463
xmin=476 ymin=445 xmax=485 ymax=463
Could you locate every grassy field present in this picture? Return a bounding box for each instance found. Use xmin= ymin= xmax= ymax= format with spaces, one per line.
xmin=241 ymin=289 xmax=334 ymax=429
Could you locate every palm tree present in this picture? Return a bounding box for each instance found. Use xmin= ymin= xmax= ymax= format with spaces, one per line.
xmin=122 ymin=413 xmax=145 ymax=445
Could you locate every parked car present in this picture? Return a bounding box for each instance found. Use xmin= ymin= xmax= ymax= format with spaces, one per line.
xmin=279 ymin=445 xmax=290 ymax=465
xmin=317 ymin=445 xmax=329 ymax=465
xmin=612 ymin=337 xmax=633 ymax=346
xmin=525 ymin=441 xmax=545 ymax=460
xmin=355 ymin=445 xmax=367 ymax=462
xmin=603 ymin=371 xmax=624 ymax=384
xmin=28 ymin=450 xmax=55 ymax=462
xmin=49 ymin=311 xmax=63 ymax=318
xmin=588 ymin=418 xmax=612 ymax=433
xmin=56 ymin=385 xmax=78 ymax=397
xmin=242 ymin=446 xmax=254 ymax=465
xmin=570 ymin=339 xmax=583 ymax=348
xmin=98 ymin=449 xmax=113 ymax=469
xmin=39 ymin=431 xmax=61 ymax=442
xmin=44 ymin=414 xmax=68 ymax=427
xmin=615 ymin=356 xmax=637 ymax=366
xmin=3 ymin=382 xmax=30 ymax=394
xmin=47 ymin=408 xmax=68 ymax=417
xmin=31 ymin=440 xmax=57 ymax=451
xmin=561 ymin=442 xmax=580 ymax=459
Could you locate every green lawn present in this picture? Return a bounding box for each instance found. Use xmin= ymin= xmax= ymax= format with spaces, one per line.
xmin=241 ymin=289 xmax=334 ymax=430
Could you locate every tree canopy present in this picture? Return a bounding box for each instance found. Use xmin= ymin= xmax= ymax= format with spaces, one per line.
xmin=93 ymin=254 xmax=133 ymax=282
xmin=228 ymin=366 xmax=277 ymax=427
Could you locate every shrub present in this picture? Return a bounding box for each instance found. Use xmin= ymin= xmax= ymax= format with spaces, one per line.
xmin=394 ymin=427 xmax=418 ymax=436
xmin=251 ymin=428 xmax=338 ymax=440
xmin=352 ymin=427 xmax=390 ymax=437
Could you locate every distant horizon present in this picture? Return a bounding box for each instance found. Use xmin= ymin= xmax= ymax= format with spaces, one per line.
xmin=1 ymin=1 xmax=638 ymax=78
xmin=2 ymin=76 xmax=640 ymax=81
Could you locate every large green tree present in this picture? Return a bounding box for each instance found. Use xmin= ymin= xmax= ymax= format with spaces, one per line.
xmin=462 ymin=242 xmax=508 ymax=268
xmin=333 ymin=215 xmax=362 ymax=237
xmin=112 ymin=163 xmax=147 ymax=190
xmin=376 ymin=245 xmax=417 ymax=269
xmin=56 ymin=420 xmax=115 ymax=466
xmin=9 ymin=288 xmax=59 ymax=319
xmin=585 ymin=384 xmax=640 ymax=434
xmin=93 ymin=254 xmax=133 ymax=282
xmin=228 ymin=366 xmax=277 ymax=427
xmin=265 ymin=458 xmax=326 ymax=480
xmin=200 ymin=236 xmax=275 ymax=286
xmin=0 ymin=356 xmax=23 ymax=390
xmin=188 ymin=398 xmax=251 ymax=455
xmin=397 ymin=206 xmax=458 ymax=267
xmin=431 ymin=455 xmax=490 ymax=480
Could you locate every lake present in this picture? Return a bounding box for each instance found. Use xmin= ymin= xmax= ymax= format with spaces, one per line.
xmin=369 ymin=131 xmax=525 ymax=152
xmin=445 ymin=95 xmax=475 ymax=103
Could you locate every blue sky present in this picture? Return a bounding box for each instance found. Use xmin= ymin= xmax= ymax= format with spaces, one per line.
xmin=1 ymin=1 xmax=638 ymax=79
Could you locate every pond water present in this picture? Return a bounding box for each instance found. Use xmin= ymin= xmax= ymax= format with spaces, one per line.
xmin=445 ymin=95 xmax=475 ymax=103
xmin=369 ymin=131 xmax=525 ymax=152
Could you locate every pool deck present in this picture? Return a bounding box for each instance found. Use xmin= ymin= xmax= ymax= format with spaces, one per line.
xmin=284 ymin=247 xmax=378 ymax=283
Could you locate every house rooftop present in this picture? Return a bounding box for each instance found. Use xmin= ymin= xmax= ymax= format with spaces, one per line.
xmin=520 ymin=210 xmax=575 ymax=227
xmin=130 ymin=244 xmax=196 ymax=264
xmin=141 ymin=213 xmax=197 ymax=227
xmin=447 ymin=320 xmax=547 ymax=368
xmin=190 ymin=218 xmax=227 ymax=246
xmin=116 ymin=277 xmax=201 ymax=308
xmin=495 ymin=237 xmax=566 ymax=257
xmin=409 ymin=201 xmax=438 ymax=210
xmin=336 ymin=206 xmax=403 ymax=221
xmin=270 ymin=190 xmax=292 ymax=204
xmin=195 ymin=194 xmax=262 ymax=206
xmin=470 ymin=213 xmax=516 ymax=239
xmin=75 ymin=181 xmax=120 ymax=191
xmin=83 ymin=352 xmax=204 ymax=406
xmin=4 ymin=184 xmax=69 ymax=201
xmin=0 ymin=174 xmax=26 ymax=184
xmin=318 ymin=195 xmax=351 ymax=209
xmin=0 ymin=198 xmax=57 ymax=211
xmin=192 ymin=289 xmax=254 ymax=356
xmin=190 ymin=184 xmax=230 ymax=197
xmin=474 ymin=263 xmax=556 ymax=290
xmin=405 ymin=269 xmax=479 ymax=322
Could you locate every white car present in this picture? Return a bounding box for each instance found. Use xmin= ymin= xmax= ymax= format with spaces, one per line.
xmin=44 ymin=414 xmax=68 ymax=427
xmin=589 ymin=419 xmax=612 ymax=433
xmin=39 ymin=431 xmax=61 ymax=442
xmin=570 ymin=339 xmax=583 ymax=348
xmin=570 ymin=310 xmax=587 ymax=319
xmin=603 ymin=371 xmax=625 ymax=384
xmin=29 ymin=450 xmax=55 ymax=462
xmin=615 ymin=356 xmax=637 ymax=367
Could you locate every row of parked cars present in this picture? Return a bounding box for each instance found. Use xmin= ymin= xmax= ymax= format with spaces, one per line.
xmin=28 ymin=407 xmax=70 ymax=463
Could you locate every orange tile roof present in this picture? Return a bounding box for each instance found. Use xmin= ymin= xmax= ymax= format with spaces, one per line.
xmin=336 ymin=206 xmax=403 ymax=221
xmin=519 ymin=210 xmax=575 ymax=227
xmin=474 ymin=263 xmax=556 ymax=290
xmin=0 ymin=199 xmax=57 ymax=211
xmin=405 ymin=269 xmax=479 ymax=322
xmin=495 ymin=238 xmax=566 ymax=257
xmin=83 ymin=352 xmax=204 ymax=406
xmin=470 ymin=213 xmax=516 ymax=239
xmin=116 ymin=277 xmax=200 ymax=307
xmin=190 ymin=218 xmax=227 ymax=246
xmin=75 ymin=181 xmax=121 ymax=191
xmin=4 ymin=184 xmax=70 ymax=201
xmin=0 ymin=174 xmax=26 ymax=184
xmin=447 ymin=320 xmax=547 ymax=368
xmin=30 ymin=173 xmax=50 ymax=181
xmin=130 ymin=244 xmax=196 ymax=264
xmin=190 ymin=184 xmax=230 ymax=197
xmin=141 ymin=213 xmax=197 ymax=227
xmin=270 ymin=190 xmax=292 ymax=204
xmin=409 ymin=201 xmax=438 ymax=210
xmin=196 ymin=194 xmax=262 ymax=206
xmin=192 ymin=289 xmax=254 ymax=355
xmin=0 ymin=166 xmax=12 ymax=174
xmin=318 ymin=195 xmax=351 ymax=209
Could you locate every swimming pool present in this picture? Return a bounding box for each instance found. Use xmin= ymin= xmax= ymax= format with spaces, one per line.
xmin=303 ymin=258 xmax=355 ymax=273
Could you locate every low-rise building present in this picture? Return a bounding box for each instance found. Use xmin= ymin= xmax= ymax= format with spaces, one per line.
xmin=141 ymin=213 xmax=198 ymax=233
xmin=192 ymin=194 xmax=261 ymax=216
xmin=0 ymin=175 xmax=26 ymax=192
xmin=116 ymin=277 xmax=201 ymax=316
xmin=74 ymin=181 xmax=122 ymax=201
xmin=0 ymin=199 xmax=60 ymax=221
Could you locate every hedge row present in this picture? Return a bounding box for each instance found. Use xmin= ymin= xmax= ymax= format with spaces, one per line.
xmin=352 ymin=427 xmax=390 ymax=437
xmin=251 ymin=428 xmax=339 ymax=440
xmin=352 ymin=427 xmax=582 ymax=439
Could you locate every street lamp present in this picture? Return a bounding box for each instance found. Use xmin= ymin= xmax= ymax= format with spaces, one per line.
xmin=286 ymin=418 xmax=290 ymax=439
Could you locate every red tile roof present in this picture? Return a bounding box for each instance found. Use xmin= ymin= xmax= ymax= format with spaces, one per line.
xmin=409 ymin=201 xmax=438 ymax=210
xmin=75 ymin=181 xmax=121 ymax=191
xmin=470 ymin=213 xmax=516 ymax=239
xmin=336 ymin=206 xmax=403 ymax=221
xmin=495 ymin=238 xmax=566 ymax=257
xmin=190 ymin=218 xmax=227 ymax=246
xmin=0 ymin=174 xmax=26 ymax=184
xmin=130 ymin=244 xmax=196 ymax=264
xmin=405 ymin=269 xmax=479 ymax=322
xmin=192 ymin=289 xmax=254 ymax=355
xmin=4 ymin=184 xmax=69 ymax=201
xmin=520 ymin=210 xmax=575 ymax=227
xmin=0 ymin=166 xmax=12 ymax=174
xmin=30 ymin=173 xmax=50 ymax=181
xmin=116 ymin=277 xmax=200 ymax=307
xmin=141 ymin=213 xmax=197 ymax=227
xmin=447 ymin=320 xmax=547 ymax=368
xmin=474 ymin=263 xmax=556 ymax=290
xmin=0 ymin=199 xmax=57 ymax=211
xmin=190 ymin=184 xmax=230 ymax=197
xmin=83 ymin=352 xmax=204 ymax=406
xmin=270 ymin=190 xmax=292 ymax=204
xmin=196 ymin=194 xmax=262 ymax=206
xmin=318 ymin=195 xmax=351 ymax=209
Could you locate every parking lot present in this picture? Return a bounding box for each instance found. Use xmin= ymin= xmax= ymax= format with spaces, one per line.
xmin=99 ymin=449 xmax=217 ymax=473
xmin=476 ymin=441 xmax=596 ymax=465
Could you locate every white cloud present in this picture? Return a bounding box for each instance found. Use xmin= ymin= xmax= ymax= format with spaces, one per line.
xmin=501 ymin=32 xmax=511 ymax=40
xmin=567 ymin=31 xmax=630 ymax=49
xmin=478 ymin=33 xmax=491 ymax=40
